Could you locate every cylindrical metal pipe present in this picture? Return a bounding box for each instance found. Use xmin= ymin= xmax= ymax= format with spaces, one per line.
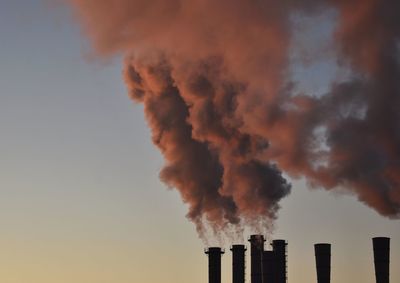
xmin=231 ymin=245 xmax=246 ymax=283
xmin=205 ymin=247 xmax=225 ymax=283
xmin=272 ymin=240 xmax=287 ymax=283
xmin=262 ymin=250 xmax=276 ymax=283
xmin=373 ymin=237 xmax=390 ymax=283
xmin=248 ymin=235 xmax=265 ymax=283
xmin=314 ymin=243 xmax=331 ymax=283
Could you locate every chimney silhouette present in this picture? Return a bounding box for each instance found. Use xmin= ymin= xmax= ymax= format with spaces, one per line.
xmin=248 ymin=235 xmax=265 ymax=283
xmin=314 ymin=243 xmax=331 ymax=283
xmin=373 ymin=237 xmax=390 ymax=283
xmin=231 ymin=244 xmax=246 ymax=283
xmin=262 ymin=250 xmax=276 ymax=283
xmin=205 ymin=247 xmax=225 ymax=283
xmin=271 ymin=240 xmax=287 ymax=283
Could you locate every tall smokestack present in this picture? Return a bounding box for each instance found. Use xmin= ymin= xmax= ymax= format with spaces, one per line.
xmin=262 ymin=250 xmax=276 ymax=283
xmin=248 ymin=235 xmax=265 ymax=283
xmin=271 ymin=240 xmax=287 ymax=283
xmin=205 ymin=247 xmax=225 ymax=283
xmin=314 ymin=243 xmax=331 ymax=283
xmin=373 ymin=237 xmax=390 ymax=283
xmin=231 ymin=244 xmax=246 ymax=283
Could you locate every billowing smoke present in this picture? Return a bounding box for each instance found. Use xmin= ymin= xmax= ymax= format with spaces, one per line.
xmin=281 ymin=0 xmax=400 ymax=217
xmin=68 ymin=0 xmax=400 ymax=238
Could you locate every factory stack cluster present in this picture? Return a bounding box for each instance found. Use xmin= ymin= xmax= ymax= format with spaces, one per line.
xmin=204 ymin=236 xmax=390 ymax=283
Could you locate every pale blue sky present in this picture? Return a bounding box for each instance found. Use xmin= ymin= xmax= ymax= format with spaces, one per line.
xmin=0 ymin=1 xmax=398 ymax=283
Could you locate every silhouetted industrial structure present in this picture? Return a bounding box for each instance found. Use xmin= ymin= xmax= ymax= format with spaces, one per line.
xmin=271 ymin=240 xmax=287 ymax=283
xmin=373 ymin=237 xmax=390 ymax=283
xmin=231 ymin=245 xmax=246 ymax=283
xmin=248 ymin=235 xmax=265 ymax=283
xmin=314 ymin=243 xmax=331 ymax=283
xmin=262 ymin=250 xmax=276 ymax=283
xmin=205 ymin=247 xmax=224 ymax=283
xmin=204 ymin=236 xmax=391 ymax=283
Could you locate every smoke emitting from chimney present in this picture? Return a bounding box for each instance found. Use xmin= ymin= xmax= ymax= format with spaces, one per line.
xmin=248 ymin=235 xmax=265 ymax=283
xmin=205 ymin=237 xmax=391 ymax=283
xmin=68 ymin=0 xmax=400 ymax=240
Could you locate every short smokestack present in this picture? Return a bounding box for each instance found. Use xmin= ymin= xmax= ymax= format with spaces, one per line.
xmin=271 ymin=240 xmax=287 ymax=283
xmin=314 ymin=243 xmax=331 ymax=283
xmin=248 ymin=235 xmax=265 ymax=283
xmin=231 ymin=244 xmax=246 ymax=283
xmin=373 ymin=237 xmax=390 ymax=283
xmin=262 ymin=250 xmax=276 ymax=283
xmin=205 ymin=247 xmax=225 ymax=283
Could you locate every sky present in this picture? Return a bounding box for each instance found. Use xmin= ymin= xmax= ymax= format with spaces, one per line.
xmin=0 ymin=1 xmax=399 ymax=283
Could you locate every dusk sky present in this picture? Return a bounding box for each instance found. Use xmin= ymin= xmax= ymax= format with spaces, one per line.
xmin=1 ymin=1 xmax=399 ymax=283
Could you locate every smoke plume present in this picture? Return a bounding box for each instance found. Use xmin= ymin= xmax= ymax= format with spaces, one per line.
xmin=68 ymin=0 xmax=400 ymax=238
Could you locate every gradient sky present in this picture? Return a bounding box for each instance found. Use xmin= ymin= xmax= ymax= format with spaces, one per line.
xmin=0 ymin=1 xmax=399 ymax=283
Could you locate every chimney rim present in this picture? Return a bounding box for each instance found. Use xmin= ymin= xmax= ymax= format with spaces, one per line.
xmin=372 ymin=237 xmax=390 ymax=241
xmin=248 ymin=234 xmax=266 ymax=242
xmin=230 ymin=244 xmax=247 ymax=251
xmin=204 ymin=247 xmax=225 ymax=254
xmin=314 ymin=243 xmax=331 ymax=247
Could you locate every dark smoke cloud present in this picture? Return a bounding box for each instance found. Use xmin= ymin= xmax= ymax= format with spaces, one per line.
xmin=68 ymin=0 xmax=400 ymax=238
xmin=123 ymin=55 xmax=291 ymax=238
xmin=319 ymin=0 xmax=400 ymax=216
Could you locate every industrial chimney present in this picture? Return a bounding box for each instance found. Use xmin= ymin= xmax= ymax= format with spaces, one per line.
xmin=205 ymin=247 xmax=225 ymax=283
xmin=373 ymin=237 xmax=390 ymax=283
xmin=248 ymin=235 xmax=265 ymax=283
xmin=271 ymin=240 xmax=287 ymax=283
xmin=262 ymin=250 xmax=276 ymax=283
xmin=231 ymin=244 xmax=246 ymax=283
xmin=314 ymin=243 xmax=331 ymax=283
